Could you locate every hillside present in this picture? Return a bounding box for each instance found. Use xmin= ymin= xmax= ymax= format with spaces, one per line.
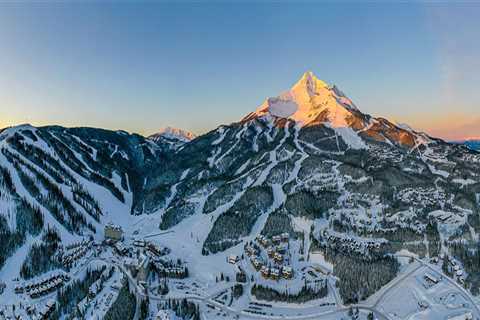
xmin=0 ymin=73 xmax=479 ymax=319
xmin=138 ymin=72 xmax=480 ymax=254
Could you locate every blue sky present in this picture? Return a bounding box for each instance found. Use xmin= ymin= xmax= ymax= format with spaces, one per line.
xmin=0 ymin=2 xmax=479 ymax=140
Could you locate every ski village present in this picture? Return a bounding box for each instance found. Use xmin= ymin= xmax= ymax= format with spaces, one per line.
xmin=1 ymin=216 xmax=478 ymax=320
xmin=0 ymin=73 xmax=479 ymax=320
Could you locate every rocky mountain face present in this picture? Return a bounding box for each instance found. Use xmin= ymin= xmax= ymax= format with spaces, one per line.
xmin=1 ymin=72 xmax=479 ymax=281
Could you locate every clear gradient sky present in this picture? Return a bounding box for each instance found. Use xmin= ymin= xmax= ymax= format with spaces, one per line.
xmin=0 ymin=2 xmax=479 ymax=140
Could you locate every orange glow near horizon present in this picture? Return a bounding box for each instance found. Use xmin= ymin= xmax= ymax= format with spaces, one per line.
xmin=1 ymin=106 xmax=478 ymax=142
xmin=397 ymin=113 xmax=480 ymax=141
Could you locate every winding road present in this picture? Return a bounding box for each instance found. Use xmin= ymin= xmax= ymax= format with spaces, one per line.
xmin=50 ymin=249 xmax=478 ymax=320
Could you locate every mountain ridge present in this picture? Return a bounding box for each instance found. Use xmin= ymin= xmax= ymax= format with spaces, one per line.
xmin=1 ymin=73 xmax=480 ymax=308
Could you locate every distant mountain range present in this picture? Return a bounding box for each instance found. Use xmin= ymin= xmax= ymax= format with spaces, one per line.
xmin=463 ymin=139 xmax=480 ymax=151
xmin=148 ymin=126 xmax=196 ymax=151
xmin=449 ymin=139 xmax=480 ymax=151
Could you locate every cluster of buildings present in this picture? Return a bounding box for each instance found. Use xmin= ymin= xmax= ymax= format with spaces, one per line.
xmin=309 ymin=174 xmax=338 ymax=193
xmin=153 ymin=262 xmax=188 ymax=279
xmin=259 ymin=265 xmax=293 ymax=280
xmin=39 ymin=300 xmax=56 ymax=320
xmin=245 ymin=233 xmax=293 ymax=280
xmin=108 ymin=229 xmax=170 ymax=260
xmin=124 ymin=254 xmax=151 ymax=282
xmin=104 ymin=224 xmax=186 ymax=285
xmin=113 ymin=237 xmax=170 ymax=257
xmin=12 ymin=300 xmax=58 ymax=320
xmin=444 ymin=256 xmax=466 ymax=284
xmin=65 ymin=239 xmax=91 ymax=250
xmin=367 ymin=144 xmax=403 ymax=165
xmin=124 ymin=253 xmax=188 ymax=283
xmin=396 ymin=187 xmax=446 ymax=208
xmin=141 ymin=240 xmax=171 ymax=257
xmin=60 ymin=240 xmax=92 ymax=268
xmin=123 ymin=246 xmax=187 ymax=283
xmin=462 ymin=152 xmax=480 ymax=164
xmin=256 ymin=233 xmax=289 ymax=247
xmin=114 ymin=241 xmax=129 ymax=255
xmin=15 ymin=273 xmax=70 ymax=299
xmin=321 ymin=230 xmax=386 ymax=255
xmin=430 ymin=211 xmax=464 ymax=225
xmin=432 ymin=255 xmax=466 ymax=285
xmin=340 ymin=192 xmax=380 ymax=210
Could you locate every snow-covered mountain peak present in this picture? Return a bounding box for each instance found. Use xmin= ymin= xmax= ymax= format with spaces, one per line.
xmin=249 ymin=71 xmax=363 ymax=129
xmin=241 ymin=72 xmax=434 ymax=149
xmin=148 ymin=126 xmax=197 ymax=151
xmin=291 ymin=71 xmax=329 ymax=96
xmin=151 ymin=127 xmax=196 ymax=142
